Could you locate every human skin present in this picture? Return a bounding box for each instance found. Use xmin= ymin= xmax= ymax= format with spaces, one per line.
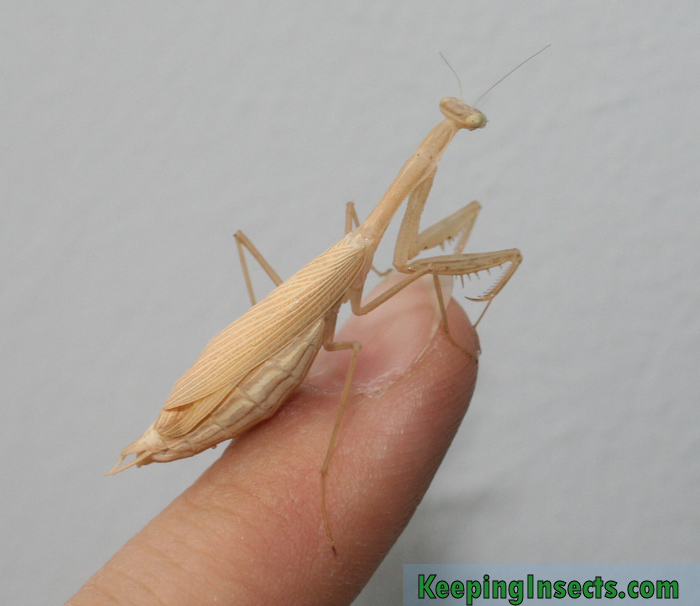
xmin=67 ymin=275 xmax=479 ymax=606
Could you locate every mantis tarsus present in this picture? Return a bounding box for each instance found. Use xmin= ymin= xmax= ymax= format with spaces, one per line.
xmin=109 ymin=73 xmax=531 ymax=552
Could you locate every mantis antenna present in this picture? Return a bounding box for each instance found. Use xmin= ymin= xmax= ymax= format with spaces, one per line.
xmin=472 ymin=44 xmax=551 ymax=107
xmin=439 ymin=51 xmax=465 ymax=101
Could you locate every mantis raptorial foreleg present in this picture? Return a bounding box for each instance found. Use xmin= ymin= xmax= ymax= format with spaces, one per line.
xmin=400 ymin=175 xmax=482 ymax=258
xmin=392 ymin=167 xmax=522 ymax=327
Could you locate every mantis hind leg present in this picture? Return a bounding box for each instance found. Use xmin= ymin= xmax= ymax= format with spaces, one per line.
xmin=234 ymin=230 xmax=283 ymax=306
xmin=319 ymin=335 xmax=362 ymax=555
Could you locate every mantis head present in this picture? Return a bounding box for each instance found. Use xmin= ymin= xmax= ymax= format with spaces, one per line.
xmin=439 ymin=97 xmax=487 ymax=131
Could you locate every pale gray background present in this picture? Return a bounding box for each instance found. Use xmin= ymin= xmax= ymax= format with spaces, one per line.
xmin=2 ymin=2 xmax=699 ymax=604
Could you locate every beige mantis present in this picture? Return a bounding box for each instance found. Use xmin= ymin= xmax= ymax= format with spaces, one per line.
xmin=109 ymin=64 xmax=534 ymax=548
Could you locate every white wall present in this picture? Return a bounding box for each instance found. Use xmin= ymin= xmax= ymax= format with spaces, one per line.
xmin=2 ymin=2 xmax=699 ymax=604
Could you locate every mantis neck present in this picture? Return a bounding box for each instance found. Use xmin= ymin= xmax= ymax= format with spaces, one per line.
xmin=358 ymin=118 xmax=460 ymax=243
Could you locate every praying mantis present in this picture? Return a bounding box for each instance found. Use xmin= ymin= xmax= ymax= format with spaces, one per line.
xmin=108 ymin=49 xmax=548 ymax=550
